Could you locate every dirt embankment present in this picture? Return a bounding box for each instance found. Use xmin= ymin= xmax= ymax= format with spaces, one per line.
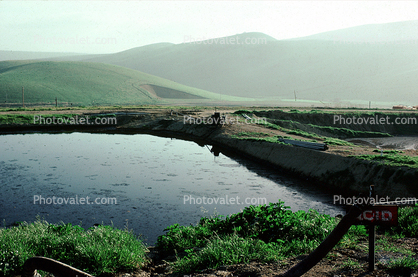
xmin=255 ymin=110 xmax=418 ymax=137
xmin=1 ymin=108 xmax=417 ymax=198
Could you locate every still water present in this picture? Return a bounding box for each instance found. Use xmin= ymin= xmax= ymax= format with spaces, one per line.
xmin=0 ymin=133 xmax=343 ymax=244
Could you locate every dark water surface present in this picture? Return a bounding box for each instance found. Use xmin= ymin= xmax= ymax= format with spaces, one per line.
xmin=0 ymin=133 xmax=343 ymax=244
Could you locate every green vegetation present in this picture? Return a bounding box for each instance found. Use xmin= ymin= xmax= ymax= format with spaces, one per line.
xmin=172 ymin=234 xmax=282 ymax=273
xmin=351 ymin=154 xmax=418 ymax=168
xmin=340 ymin=258 xmax=361 ymax=270
xmin=387 ymin=256 xmax=418 ymax=272
xmin=0 ymin=114 xmax=35 ymax=124
xmin=379 ymin=205 xmax=418 ymax=237
xmin=306 ymin=123 xmax=391 ymax=138
xmin=372 ymin=149 xmax=404 ymax=154
xmin=0 ymin=219 xmax=148 ymax=277
xmin=376 ymin=238 xmax=414 ymax=255
xmin=230 ymin=134 xmax=290 ymax=145
xmin=0 ymin=61 xmax=253 ymax=106
xmin=157 ymin=201 xmax=366 ymax=273
xmin=0 ymin=114 xmax=116 ymax=125
xmin=259 ymin=122 xmax=355 ymax=146
xmin=267 ymin=118 xmax=391 ymax=139
xmin=1 ymin=202 xmax=417 ymax=276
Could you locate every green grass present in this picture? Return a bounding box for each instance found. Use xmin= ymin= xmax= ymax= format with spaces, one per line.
xmin=0 ymin=219 xmax=148 ymax=277
xmin=258 ymin=122 xmax=355 ymax=146
xmin=306 ymin=123 xmax=391 ymax=138
xmin=372 ymin=149 xmax=404 ymax=154
xmin=0 ymin=61 xmax=254 ymax=106
xmin=0 ymin=114 xmax=118 ymax=125
xmin=340 ymin=258 xmax=361 ymax=270
xmin=265 ymin=118 xmax=391 ymax=139
xmin=351 ymin=154 xmax=418 ymax=168
xmin=232 ymin=110 xmax=253 ymax=115
xmin=157 ymin=201 xmax=367 ymax=273
xmin=0 ymin=114 xmax=83 ymax=124
xmin=376 ymin=238 xmax=414 ymax=255
xmin=387 ymin=256 xmax=418 ymax=275
xmin=172 ymin=234 xmax=283 ymax=273
xmin=2 ymin=202 xmax=417 ymax=276
xmin=230 ymin=134 xmax=290 ymax=145
xmin=156 ymin=201 xmax=417 ymax=274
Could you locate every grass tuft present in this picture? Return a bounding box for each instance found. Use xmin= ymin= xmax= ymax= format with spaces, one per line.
xmin=0 ymin=219 xmax=148 ymax=277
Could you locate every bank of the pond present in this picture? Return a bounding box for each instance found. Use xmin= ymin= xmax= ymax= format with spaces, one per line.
xmin=1 ymin=110 xmax=417 ymax=199
xmin=128 ymin=117 xmax=418 ymax=199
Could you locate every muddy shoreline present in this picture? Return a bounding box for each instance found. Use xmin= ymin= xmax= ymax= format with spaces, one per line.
xmin=1 ymin=112 xmax=418 ymax=199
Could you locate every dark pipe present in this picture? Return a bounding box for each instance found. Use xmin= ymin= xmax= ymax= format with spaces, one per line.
xmin=277 ymin=204 xmax=363 ymax=277
xmin=22 ymin=256 xmax=94 ymax=277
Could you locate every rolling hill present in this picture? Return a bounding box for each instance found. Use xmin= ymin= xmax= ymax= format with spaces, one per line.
xmin=0 ymin=51 xmax=93 ymax=62
xmin=80 ymin=24 xmax=418 ymax=107
xmin=0 ymin=61 xmax=252 ymax=106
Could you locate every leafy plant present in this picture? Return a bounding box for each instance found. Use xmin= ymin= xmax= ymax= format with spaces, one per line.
xmin=157 ymin=201 xmax=339 ymax=256
xmin=380 ymin=205 xmax=418 ymax=237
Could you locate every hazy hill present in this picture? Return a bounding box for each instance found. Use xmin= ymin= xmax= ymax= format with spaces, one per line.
xmin=288 ymin=20 xmax=418 ymax=43
xmin=82 ymin=25 xmax=418 ymax=107
xmin=0 ymin=51 xmax=92 ymax=62
xmin=0 ymin=61 xmax=242 ymax=106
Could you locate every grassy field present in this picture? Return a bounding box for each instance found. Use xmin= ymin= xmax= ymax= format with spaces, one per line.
xmin=0 ymin=61 xmax=254 ymax=106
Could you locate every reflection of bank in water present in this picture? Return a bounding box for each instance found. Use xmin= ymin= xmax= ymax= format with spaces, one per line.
xmin=347 ymin=136 xmax=418 ymax=150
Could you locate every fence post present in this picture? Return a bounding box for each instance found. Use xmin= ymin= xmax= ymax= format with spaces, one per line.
xmin=369 ymin=185 xmax=376 ymax=271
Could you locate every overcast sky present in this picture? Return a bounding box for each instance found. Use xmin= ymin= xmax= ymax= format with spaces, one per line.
xmin=1 ymin=1 xmax=418 ymax=54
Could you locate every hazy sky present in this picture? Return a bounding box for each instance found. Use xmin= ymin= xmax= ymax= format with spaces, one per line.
xmin=1 ymin=1 xmax=418 ymax=54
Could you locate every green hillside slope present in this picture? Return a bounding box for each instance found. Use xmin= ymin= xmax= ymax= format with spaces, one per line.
xmin=0 ymin=61 xmax=248 ymax=106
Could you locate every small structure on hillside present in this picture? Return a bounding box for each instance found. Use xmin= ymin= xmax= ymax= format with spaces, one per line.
xmin=392 ymin=105 xmax=408 ymax=110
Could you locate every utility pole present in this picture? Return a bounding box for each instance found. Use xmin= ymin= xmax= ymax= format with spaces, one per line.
xmin=55 ymin=97 xmax=58 ymax=108
xmin=22 ymin=86 xmax=25 ymax=107
xmin=294 ymin=90 xmax=297 ymax=101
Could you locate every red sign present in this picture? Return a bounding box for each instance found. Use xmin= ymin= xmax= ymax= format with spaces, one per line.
xmin=352 ymin=206 xmax=398 ymax=226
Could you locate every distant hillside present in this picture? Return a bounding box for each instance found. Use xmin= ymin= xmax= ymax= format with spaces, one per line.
xmin=81 ymin=25 xmax=418 ymax=107
xmin=0 ymin=51 xmax=91 ymax=62
xmin=288 ymin=20 xmax=418 ymax=43
xmin=0 ymin=61 xmax=247 ymax=106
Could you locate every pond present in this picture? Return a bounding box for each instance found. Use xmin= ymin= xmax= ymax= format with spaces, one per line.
xmin=0 ymin=132 xmax=344 ymax=245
